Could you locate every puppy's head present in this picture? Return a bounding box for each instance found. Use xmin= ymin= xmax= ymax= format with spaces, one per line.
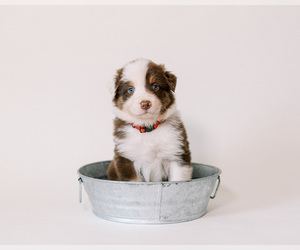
xmin=112 ymin=58 xmax=177 ymax=125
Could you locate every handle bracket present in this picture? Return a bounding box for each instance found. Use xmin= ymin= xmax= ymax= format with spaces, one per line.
xmin=210 ymin=175 xmax=221 ymax=199
xmin=78 ymin=177 xmax=83 ymax=203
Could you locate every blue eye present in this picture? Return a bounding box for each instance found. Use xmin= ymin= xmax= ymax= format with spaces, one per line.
xmin=153 ymin=84 xmax=159 ymax=91
xmin=128 ymin=87 xmax=135 ymax=94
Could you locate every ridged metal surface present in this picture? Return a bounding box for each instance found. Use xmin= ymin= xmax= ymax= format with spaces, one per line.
xmin=78 ymin=161 xmax=221 ymax=224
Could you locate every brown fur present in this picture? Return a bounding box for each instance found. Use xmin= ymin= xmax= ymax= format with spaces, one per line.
xmin=108 ymin=118 xmax=138 ymax=181
xmin=108 ymin=151 xmax=137 ymax=181
xmin=113 ymin=68 xmax=135 ymax=110
xmin=177 ymin=122 xmax=191 ymax=166
xmin=113 ymin=118 xmax=127 ymax=140
xmin=145 ymin=62 xmax=176 ymax=115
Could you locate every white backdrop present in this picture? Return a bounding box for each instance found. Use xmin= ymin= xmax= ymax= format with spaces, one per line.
xmin=0 ymin=5 xmax=300 ymax=245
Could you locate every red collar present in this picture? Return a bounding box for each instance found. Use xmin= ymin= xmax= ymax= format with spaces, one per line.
xmin=130 ymin=121 xmax=161 ymax=133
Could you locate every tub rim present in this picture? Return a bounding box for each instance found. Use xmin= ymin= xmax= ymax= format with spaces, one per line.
xmin=77 ymin=160 xmax=222 ymax=185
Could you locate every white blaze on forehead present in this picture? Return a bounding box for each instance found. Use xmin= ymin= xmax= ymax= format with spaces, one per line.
xmin=121 ymin=58 xmax=150 ymax=90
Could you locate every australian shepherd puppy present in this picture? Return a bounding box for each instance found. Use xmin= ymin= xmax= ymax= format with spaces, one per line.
xmin=107 ymin=58 xmax=193 ymax=182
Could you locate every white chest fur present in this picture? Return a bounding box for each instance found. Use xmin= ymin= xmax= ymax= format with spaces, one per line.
xmin=114 ymin=121 xmax=184 ymax=182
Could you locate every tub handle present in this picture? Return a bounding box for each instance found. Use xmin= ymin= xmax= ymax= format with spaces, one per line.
xmin=78 ymin=177 xmax=83 ymax=203
xmin=210 ymin=175 xmax=221 ymax=199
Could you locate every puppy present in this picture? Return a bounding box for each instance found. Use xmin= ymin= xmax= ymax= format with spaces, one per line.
xmin=107 ymin=58 xmax=192 ymax=182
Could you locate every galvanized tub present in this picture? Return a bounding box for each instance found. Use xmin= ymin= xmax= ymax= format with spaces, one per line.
xmin=78 ymin=161 xmax=221 ymax=224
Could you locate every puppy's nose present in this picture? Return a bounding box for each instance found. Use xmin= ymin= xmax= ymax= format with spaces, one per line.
xmin=140 ymin=100 xmax=152 ymax=110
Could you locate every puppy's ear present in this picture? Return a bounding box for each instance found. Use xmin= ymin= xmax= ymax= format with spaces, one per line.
xmin=114 ymin=68 xmax=123 ymax=93
xmin=107 ymin=68 xmax=123 ymax=99
xmin=164 ymin=70 xmax=177 ymax=92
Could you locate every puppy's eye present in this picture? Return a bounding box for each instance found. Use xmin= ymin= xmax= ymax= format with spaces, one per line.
xmin=153 ymin=84 xmax=159 ymax=91
xmin=128 ymin=87 xmax=135 ymax=94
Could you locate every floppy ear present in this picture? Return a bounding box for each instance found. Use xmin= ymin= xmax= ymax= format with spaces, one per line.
xmin=164 ymin=70 xmax=177 ymax=92
xmin=108 ymin=68 xmax=123 ymax=99
xmin=115 ymin=68 xmax=123 ymax=92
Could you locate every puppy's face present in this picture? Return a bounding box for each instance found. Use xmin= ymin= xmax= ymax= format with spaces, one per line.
xmin=113 ymin=59 xmax=177 ymax=123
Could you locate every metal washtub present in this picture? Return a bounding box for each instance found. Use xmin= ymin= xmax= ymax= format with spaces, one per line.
xmin=78 ymin=161 xmax=221 ymax=224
